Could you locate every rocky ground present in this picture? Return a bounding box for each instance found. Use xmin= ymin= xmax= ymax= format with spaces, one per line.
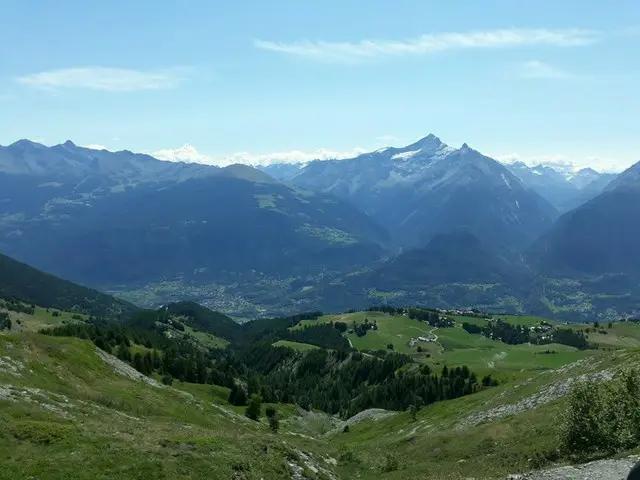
xmin=506 ymin=455 xmax=640 ymax=480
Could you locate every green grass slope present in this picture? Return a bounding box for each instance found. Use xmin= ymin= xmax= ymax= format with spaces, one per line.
xmin=4 ymin=307 xmax=640 ymax=479
xmin=0 ymin=332 xmax=337 ymax=480
xmin=326 ymin=348 xmax=639 ymax=479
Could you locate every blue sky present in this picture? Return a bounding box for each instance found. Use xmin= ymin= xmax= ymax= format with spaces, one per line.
xmin=1 ymin=0 xmax=638 ymax=171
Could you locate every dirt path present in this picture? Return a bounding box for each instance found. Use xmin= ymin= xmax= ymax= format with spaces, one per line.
xmin=430 ymin=327 xmax=439 ymax=342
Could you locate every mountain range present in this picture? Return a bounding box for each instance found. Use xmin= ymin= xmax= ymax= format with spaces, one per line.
xmin=0 ymin=135 xmax=637 ymax=321
xmin=504 ymin=161 xmax=616 ymax=212
xmin=0 ymin=140 xmax=391 ymax=317
xmin=281 ymin=134 xmax=558 ymax=251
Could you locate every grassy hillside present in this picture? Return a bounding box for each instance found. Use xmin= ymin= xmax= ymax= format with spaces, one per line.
xmin=1 ymin=299 xmax=87 ymax=332
xmin=4 ymin=303 xmax=640 ymax=478
xmin=272 ymin=340 xmax=321 ymax=352
xmin=0 ymin=333 xmax=333 ymax=480
xmin=327 ymin=348 xmax=636 ymax=479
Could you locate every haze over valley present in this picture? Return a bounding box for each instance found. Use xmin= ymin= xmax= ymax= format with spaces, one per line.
xmin=1 ymin=134 xmax=636 ymax=322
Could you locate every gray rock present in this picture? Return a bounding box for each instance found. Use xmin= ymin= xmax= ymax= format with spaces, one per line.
xmin=507 ymin=455 xmax=640 ymax=480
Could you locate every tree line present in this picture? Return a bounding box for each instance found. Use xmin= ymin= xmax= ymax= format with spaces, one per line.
xmin=462 ymin=319 xmax=589 ymax=349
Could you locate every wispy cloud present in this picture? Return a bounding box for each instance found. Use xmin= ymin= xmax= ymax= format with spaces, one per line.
xmin=255 ymin=28 xmax=599 ymax=63
xmin=518 ymin=60 xmax=569 ymax=79
xmin=150 ymin=144 xmax=368 ymax=167
xmin=16 ymin=66 xmax=188 ymax=92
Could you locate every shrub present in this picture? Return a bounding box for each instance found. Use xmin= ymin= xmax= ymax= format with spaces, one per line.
xmin=381 ymin=453 xmax=399 ymax=472
xmin=559 ymin=369 xmax=640 ymax=457
xmin=9 ymin=420 xmax=77 ymax=444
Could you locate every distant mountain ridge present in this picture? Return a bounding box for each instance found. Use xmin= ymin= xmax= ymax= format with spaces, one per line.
xmin=287 ymin=134 xmax=557 ymax=251
xmin=530 ymin=159 xmax=640 ymax=277
xmin=523 ymin=159 xmax=640 ymax=321
xmin=505 ymin=161 xmax=617 ymax=212
xmin=0 ymin=139 xmax=218 ymax=180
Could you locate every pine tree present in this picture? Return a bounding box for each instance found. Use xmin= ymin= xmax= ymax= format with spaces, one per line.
xmin=268 ymin=412 xmax=279 ymax=433
xmin=409 ymin=404 xmax=419 ymax=422
xmin=245 ymin=394 xmax=262 ymax=421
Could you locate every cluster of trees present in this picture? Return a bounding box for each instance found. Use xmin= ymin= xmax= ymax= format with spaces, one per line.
xmin=552 ymin=328 xmax=589 ymax=349
xmin=368 ymin=306 xmax=405 ymax=315
xmin=407 ymin=308 xmax=455 ymax=328
xmin=462 ymin=320 xmax=531 ymax=345
xmin=462 ymin=320 xmax=589 ymax=350
xmin=560 ymin=369 xmax=640 ymax=457
xmin=352 ymin=318 xmax=377 ymax=337
xmin=0 ymin=312 xmax=11 ymax=330
xmin=1 ymin=298 xmax=35 ymax=315
xmin=236 ymin=394 xmax=279 ymax=432
xmin=286 ymin=324 xmax=349 ymax=350
xmin=367 ymin=305 xmax=455 ymax=328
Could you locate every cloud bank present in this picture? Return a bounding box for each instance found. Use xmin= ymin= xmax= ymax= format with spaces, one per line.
xmin=150 ymin=145 xmax=368 ymax=167
xmin=493 ymin=152 xmax=629 ymax=173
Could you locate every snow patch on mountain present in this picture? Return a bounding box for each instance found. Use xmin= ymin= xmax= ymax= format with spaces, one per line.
xmin=391 ymin=149 xmax=420 ymax=160
xmin=501 ymin=173 xmax=512 ymax=189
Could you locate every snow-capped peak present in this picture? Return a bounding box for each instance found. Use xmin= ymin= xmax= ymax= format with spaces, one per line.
xmin=152 ymin=144 xmax=208 ymax=164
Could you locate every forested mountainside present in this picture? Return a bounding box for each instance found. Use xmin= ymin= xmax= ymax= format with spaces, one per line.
xmin=0 ymin=252 xmax=136 ymax=318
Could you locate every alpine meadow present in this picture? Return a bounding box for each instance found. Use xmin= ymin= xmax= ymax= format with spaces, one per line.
xmin=2 ymin=1 xmax=640 ymax=479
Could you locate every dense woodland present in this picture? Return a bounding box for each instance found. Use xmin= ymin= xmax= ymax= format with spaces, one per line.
xmin=43 ymin=302 xmax=490 ymax=418
xmin=238 ymin=345 xmax=486 ymax=417
xmin=462 ymin=319 xmax=589 ymax=349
